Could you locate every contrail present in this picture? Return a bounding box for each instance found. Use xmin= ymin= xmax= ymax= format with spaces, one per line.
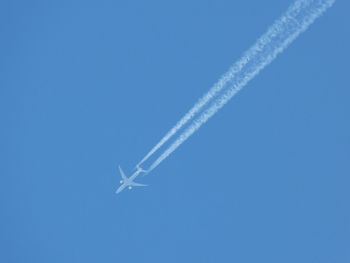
xmin=146 ymin=0 xmax=335 ymax=172
xmin=138 ymin=0 xmax=335 ymax=168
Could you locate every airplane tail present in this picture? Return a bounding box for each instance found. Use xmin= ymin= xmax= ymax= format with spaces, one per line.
xmin=136 ymin=165 xmax=148 ymax=174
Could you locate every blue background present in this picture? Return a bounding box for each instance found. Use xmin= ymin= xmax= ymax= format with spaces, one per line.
xmin=1 ymin=0 xmax=349 ymax=262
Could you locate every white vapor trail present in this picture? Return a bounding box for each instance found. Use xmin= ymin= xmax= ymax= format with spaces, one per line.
xmin=145 ymin=0 xmax=335 ymax=172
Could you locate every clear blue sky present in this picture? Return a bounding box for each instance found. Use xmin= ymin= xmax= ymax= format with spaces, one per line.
xmin=1 ymin=0 xmax=349 ymax=262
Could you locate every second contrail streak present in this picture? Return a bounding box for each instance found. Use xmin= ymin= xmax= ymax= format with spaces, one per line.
xmin=141 ymin=0 xmax=335 ymax=172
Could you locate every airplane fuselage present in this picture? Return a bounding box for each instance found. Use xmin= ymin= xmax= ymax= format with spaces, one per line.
xmin=116 ymin=184 xmax=127 ymax=194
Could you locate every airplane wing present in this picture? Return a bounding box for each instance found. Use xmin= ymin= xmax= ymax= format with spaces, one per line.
xmin=118 ymin=165 xmax=127 ymax=180
xmin=130 ymin=182 xmax=147 ymax=187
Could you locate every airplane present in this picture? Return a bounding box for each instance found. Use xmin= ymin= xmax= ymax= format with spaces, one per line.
xmin=116 ymin=165 xmax=147 ymax=194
